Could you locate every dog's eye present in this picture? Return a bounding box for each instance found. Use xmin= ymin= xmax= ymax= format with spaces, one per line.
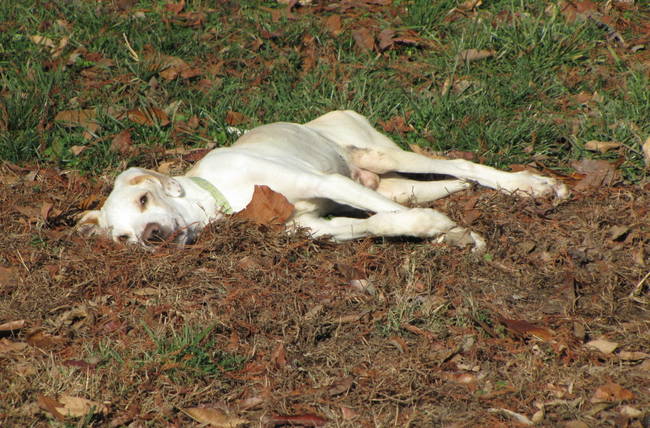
xmin=117 ymin=234 xmax=130 ymax=243
xmin=139 ymin=194 xmax=148 ymax=207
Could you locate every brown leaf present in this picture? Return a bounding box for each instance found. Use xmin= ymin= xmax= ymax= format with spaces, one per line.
xmin=235 ymin=185 xmax=294 ymax=229
xmin=0 ymin=266 xmax=19 ymax=286
xmin=70 ymin=145 xmax=88 ymax=156
xmin=0 ymin=338 xmax=28 ymax=354
xmin=271 ymin=342 xmax=287 ymax=369
xmin=54 ymin=395 xmax=109 ymax=417
xmin=0 ymin=320 xmax=25 ymax=331
xmin=586 ymin=339 xmax=618 ymax=354
xmin=29 ymin=35 xmax=55 ymax=49
xmin=500 ymin=318 xmax=554 ymax=341
xmin=456 ymin=49 xmax=496 ymax=62
xmin=378 ymin=29 xmax=396 ymax=51
xmin=37 ymin=395 xmax=65 ymax=421
xmin=40 ymin=201 xmax=53 ymax=221
xmin=617 ymin=351 xmax=650 ymax=361
xmin=164 ymin=0 xmax=185 ymax=14
xmin=378 ymin=115 xmax=414 ymax=135
xmin=26 ymin=330 xmax=66 ymax=350
xmin=458 ymin=0 xmax=482 ymax=10
xmin=571 ymin=159 xmax=620 ymax=191
xmin=127 ymin=108 xmax=169 ymax=127
xmin=110 ymin=129 xmax=133 ymax=154
xmin=584 ymin=140 xmax=621 ymax=153
xmin=352 ymin=27 xmax=375 ymax=52
xmin=591 ymin=382 xmax=634 ymax=403
xmin=642 ymin=135 xmax=650 ymax=168
xmin=325 ymin=15 xmax=342 ymax=36
xmin=182 ymin=407 xmax=247 ymax=427
xmin=225 ymin=110 xmax=247 ymax=126
xmin=54 ymin=109 xmax=101 ymax=134
xmin=267 ymin=414 xmax=328 ymax=427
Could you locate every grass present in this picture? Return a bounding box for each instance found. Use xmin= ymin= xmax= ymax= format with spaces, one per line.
xmin=1 ymin=0 xmax=647 ymax=178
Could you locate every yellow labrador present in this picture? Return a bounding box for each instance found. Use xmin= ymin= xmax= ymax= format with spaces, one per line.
xmin=77 ymin=111 xmax=567 ymax=252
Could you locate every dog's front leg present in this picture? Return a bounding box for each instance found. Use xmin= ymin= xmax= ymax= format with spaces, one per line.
xmin=294 ymin=209 xmax=486 ymax=253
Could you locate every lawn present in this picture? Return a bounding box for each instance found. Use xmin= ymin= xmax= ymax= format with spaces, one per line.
xmin=1 ymin=0 xmax=649 ymax=426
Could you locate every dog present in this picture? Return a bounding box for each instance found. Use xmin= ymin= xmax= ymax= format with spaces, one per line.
xmin=77 ymin=110 xmax=568 ymax=252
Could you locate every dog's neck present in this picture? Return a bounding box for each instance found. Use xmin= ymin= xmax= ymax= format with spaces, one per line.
xmin=174 ymin=176 xmax=230 ymax=227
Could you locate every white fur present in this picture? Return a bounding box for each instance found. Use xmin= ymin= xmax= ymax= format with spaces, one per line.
xmin=78 ymin=110 xmax=568 ymax=252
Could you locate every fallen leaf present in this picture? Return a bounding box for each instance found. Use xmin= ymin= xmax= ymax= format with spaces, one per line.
xmin=70 ymin=145 xmax=88 ymax=156
xmin=54 ymin=395 xmax=109 ymax=418
xmin=584 ymin=140 xmax=621 ymax=153
xmin=458 ymin=0 xmax=482 ymax=10
xmin=457 ymin=49 xmax=496 ymax=62
xmin=378 ymin=29 xmax=396 ymax=51
xmin=325 ymin=15 xmax=342 ymax=36
xmin=54 ymin=109 xmax=101 ymax=134
xmin=164 ymin=0 xmax=185 ymax=14
xmin=500 ymin=318 xmax=554 ymax=341
xmin=37 ymin=395 xmax=65 ymax=421
xmin=352 ymin=27 xmax=375 ymax=52
xmin=642 ymin=136 xmax=650 ymax=168
xmin=29 ymin=35 xmax=55 ymax=48
xmin=26 ymin=331 xmax=65 ymax=350
xmin=617 ymin=351 xmax=650 ymax=360
xmin=0 ymin=320 xmax=25 ymax=331
xmin=127 ymin=108 xmax=169 ymax=126
xmin=235 ymin=185 xmax=294 ymax=229
xmin=0 ymin=338 xmax=28 ymax=354
xmin=585 ymin=339 xmax=618 ymax=354
xmin=110 ymin=129 xmax=133 ymax=154
xmin=620 ymin=406 xmax=643 ymax=418
xmin=571 ymin=159 xmax=620 ymax=191
xmin=388 ymin=336 xmax=408 ymax=353
xmin=182 ymin=407 xmax=247 ymax=427
xmin=271 ymin=342 xmax=287 ymax=369
xmin=591 ymin=382 xmax=634 ymax=402
xmin=225 ymin=110 xmax=247 ymax=126
xmin=267 ymin=414 xmax=328 ymax=427
xmin=0 ymin=266 xmax=19 ymax=286
xmin=378 ymin=115 xmax=414 ymax=134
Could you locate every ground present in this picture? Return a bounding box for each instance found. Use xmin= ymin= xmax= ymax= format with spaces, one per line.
xmin=1 ymin=0 xmax=649 ymax=427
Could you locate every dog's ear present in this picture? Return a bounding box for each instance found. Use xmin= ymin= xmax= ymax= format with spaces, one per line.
xmin=115 ymin=167 xmax=183 ymax=197
xmin=76 ymin=210 xmax=103 ymax=236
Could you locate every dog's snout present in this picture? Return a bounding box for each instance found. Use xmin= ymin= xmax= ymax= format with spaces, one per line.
xmin=142 ymin=222 xmax=167 ymax=243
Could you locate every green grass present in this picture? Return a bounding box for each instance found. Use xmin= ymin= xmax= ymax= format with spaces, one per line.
xmin=0 ymin=0 xmax=647 ymax=179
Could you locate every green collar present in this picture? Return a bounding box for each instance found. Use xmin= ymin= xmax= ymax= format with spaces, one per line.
xmin=189 ymin=176 xmax=233 ymax=214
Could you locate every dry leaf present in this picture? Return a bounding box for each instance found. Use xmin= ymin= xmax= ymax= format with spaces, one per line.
xmin=54 ymin=395 xmax=109 ymax=417
xmin=352 ymin=27 xmax=375 ymax=52
xmin=182 ymin=407 xmax=247 ymax=427
xmin=585 ymin=338 xmax=618 ymax=354
xmin=378 ymin=29 xmax=396 ymax=51
xmin=500 ymin=318 xmax=554 ymax=341
xmin=458 ymin=0 xmax=482 ymax=10
xmin=0 ymin=338 xmax=28 ymax=354
xmin=29 ymin=35 xmax=55 ymax=48
xmin=70 ymin=145 xmax=88 ymax=156
xmin=0 ymin=319 xmax=25 ymax=331
xmin=617 ymin=351 xmax=650 ymax=360
xmin=584 ymin=140 xmax=621 ymax=153
xmin=591 ymin=382 xmax=634 ymax=402
xmin=571 ymin=159 xmax=620 ymax=191
xmin=127 ymin=108 xmax=169 ymax=126
xmin=642 ymin=136 xmax=650 ymax=168
xmin=54 ymin=109 xmax=101 ymax=134
xmin=267 ymin=414 xmax=328 ymax=427
xmin=110 ymin=129 xmax=133 ymax=154
xmin=235 ymin=185 xmax=294 ymax=229
xmin=457 ymin=49 xmax=496 ymax=62
xmin=225 ymin=110 xmax=247 ymax=126
xmin=26 ymin=331 xmax=65 ymax=350
xmin=325 ymin=15 xmax=342 ymax=36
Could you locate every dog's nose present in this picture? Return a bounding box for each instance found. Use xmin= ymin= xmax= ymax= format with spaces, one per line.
xmin=142 ymin=222 xmax=166 ymax=243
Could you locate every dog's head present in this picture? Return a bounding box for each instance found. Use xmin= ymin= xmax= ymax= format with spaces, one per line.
xmin=77 ymin=167 xmax=197 ymax=245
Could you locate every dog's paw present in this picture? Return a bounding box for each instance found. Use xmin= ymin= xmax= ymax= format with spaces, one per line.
xmin=439 ymin=227 xmax=486 ymax=254
xmin=502 ymin=171 xmax=569 ymax=199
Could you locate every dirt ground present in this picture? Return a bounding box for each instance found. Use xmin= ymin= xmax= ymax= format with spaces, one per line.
xmin=1 ymin=162 xmax=649 ymax=427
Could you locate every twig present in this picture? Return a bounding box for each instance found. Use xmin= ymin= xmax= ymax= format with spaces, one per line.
xmin=122 ymin=33 xmax=139 ymax=62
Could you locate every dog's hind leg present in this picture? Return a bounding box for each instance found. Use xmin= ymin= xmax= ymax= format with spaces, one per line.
xmin=349 ymin=147 xmax=568 ymax=199
xmin=376 ymin=175 xmax=471 ymax=204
